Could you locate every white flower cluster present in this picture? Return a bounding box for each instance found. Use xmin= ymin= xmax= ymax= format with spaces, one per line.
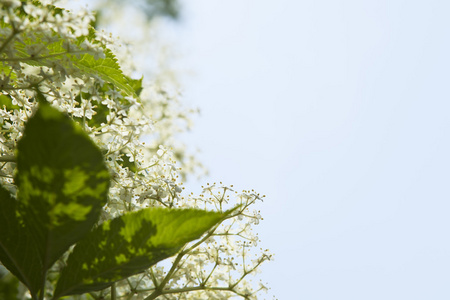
xmin=0 ymin=1 xmax=273 ymax=299
xmin=105 ymin=184 xmax=272 ymax=300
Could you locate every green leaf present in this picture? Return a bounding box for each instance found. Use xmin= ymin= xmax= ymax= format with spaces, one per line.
xmin=75 ymin=48 xmax=136 ymax=97
xmin=15 ymin=102 xmax=110 ymax=271
xmin=0 ymin=185 xmax=42 ymax=297
xmin=11 ymin=26 xmax=137 ymax=98
xmin=54 ymin=207 xmax=228 ymax=297
xmin=118 ymin=150 xmax=137 ymax=173
xmin=0 ymin=94 xmax=20 ymax=111
xmin=126 ymin=75 xmax=144 ymax=97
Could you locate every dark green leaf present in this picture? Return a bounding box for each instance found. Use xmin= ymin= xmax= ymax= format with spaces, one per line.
xmin=15 ymin=102 xmax=110 ymax=271
xmin=126 ymin=76 xmax=144 ymax=97
xmin=118 ymin=150 xmax=137 ymax=173
xmin=0 ymin=184 xmax=42 ymax=297
xmin=54 ymin=207 xmax=228 ymax=297
xmin=72 ymin=93 xmax=110 ymax=129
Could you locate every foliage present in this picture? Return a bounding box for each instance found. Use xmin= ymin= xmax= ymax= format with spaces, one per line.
xmin=96 ymin=0 xmax=180 ymax=21
xmin=0 ymin=102 xmax=229 ymax=300
xmin=0 ymin=1 xmax=272 ymax=299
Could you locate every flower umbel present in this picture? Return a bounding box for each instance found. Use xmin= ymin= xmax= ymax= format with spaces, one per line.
xmin=0 ymin=1 xmax=273 ymax=299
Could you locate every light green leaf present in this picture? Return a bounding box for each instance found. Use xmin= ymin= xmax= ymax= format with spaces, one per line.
xmin=11 ymin=29 xmax=137 ymax=98
xmin=15 ymin=102 xmax=110 ymax=271
xmin=75 ymin=48 xmax=136 ymax=97
xmin=0 ymin=94 xmax=20 ymax=111
xmin=54 ymin=207 xmax=229 ymax=297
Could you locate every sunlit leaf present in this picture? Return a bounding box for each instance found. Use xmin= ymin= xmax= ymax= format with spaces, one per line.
xmin=54 ymin=207 xmax=229 ymax=297
xmin=15 ymin=102 xmax=110 ymax=271
xmin=0 ymin=94 xmax=20 ymax=111
xmin=75 ymin=48 xmax=137 ymax=97
xmin=9 ymin=5 xmax=137 ymax=99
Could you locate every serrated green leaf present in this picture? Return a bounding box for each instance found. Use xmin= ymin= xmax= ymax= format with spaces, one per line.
xmin=54 ymin=208 xmax=228 ymax=297
xmin=75 ymin=49 xmax=136 ymax=97
xmin=10 ymin=27 xmax=136 ymax=98
xmin=15 ymin=102 xmax=110 ymax=272
xmin=0 ymin=184 xmax=42 ymax=297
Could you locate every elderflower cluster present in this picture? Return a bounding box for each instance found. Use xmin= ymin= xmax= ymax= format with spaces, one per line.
xmin=0 ymin=1 xmax=273 ymax=299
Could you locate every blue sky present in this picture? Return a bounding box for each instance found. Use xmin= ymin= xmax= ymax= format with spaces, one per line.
xmin=172 ymin=1 xmax=450 ymax=299
xmin=68 ymin=0 xmax=450 ymax=298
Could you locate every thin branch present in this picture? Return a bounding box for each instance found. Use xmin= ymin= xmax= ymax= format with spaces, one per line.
xmin=0 ymin=50 xmax=88 ymax=62
xmin=0 ymin=155 xmax=15 ymax=162
xmin=0 ymin=29 xmax=18 ymax=54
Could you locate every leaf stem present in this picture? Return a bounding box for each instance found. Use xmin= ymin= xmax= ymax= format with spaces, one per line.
xmin=0 ymin=155 xmax=15 ymax=162
xmin=111 ymin=282 xmax=116 ymax=300
xmin=38 ymin=270 xmax=47 ymax=300
xmin=0 ymin=29 xmax=17 ymax=54
xmin=0 ymin=50 xmax=87 ymax=62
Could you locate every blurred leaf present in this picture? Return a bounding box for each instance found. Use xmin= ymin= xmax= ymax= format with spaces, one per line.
xmin=54 ymin=207 xmax=229 ymax=297
xmin=0 ymin=268 xmax=21 ymax=300
xmin=139 ymin=0 xmax=179 ymax=19
xmin=0 ymin=95 xmax=20 ymax=111
xmin=105 ymin=0 xmax=180 ymax=20
xmin=15 ymin=102 xmax=110 ymax=271
xmin=0 ymin=185 xmax=42 ymax=297
xmin=118 ymin=150 xmax=137 ymax=173
xmin=126 ymin=75 xmax=144 ymax=97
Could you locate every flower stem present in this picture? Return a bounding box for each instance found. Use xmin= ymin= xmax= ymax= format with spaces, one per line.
xmin=111 ymin=283 xmax=117 ymax=300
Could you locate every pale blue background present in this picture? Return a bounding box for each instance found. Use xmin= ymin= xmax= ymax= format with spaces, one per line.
xmin=70 ymin=0 xmax=450 ymax=299
xmin=172 ymin=1 xmax=450 ymax=299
